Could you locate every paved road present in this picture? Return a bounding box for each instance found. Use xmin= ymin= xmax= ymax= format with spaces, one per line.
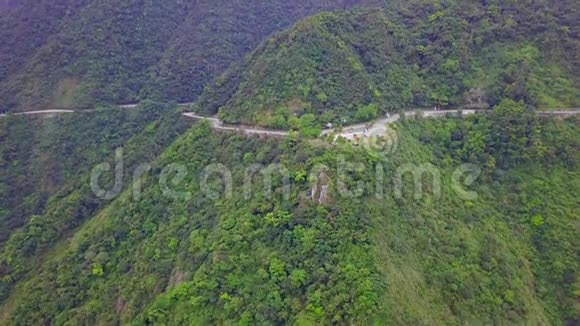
xmin=319 ymin=109 xmax=478 ymax=141
xmin=1 ymin=103 xmax=577 ymax=140
xmin=537 ymin=110 xmax=580 ymax=115
xmin=183 ymin=108 xmax=579 ymax=140
xmin=118 ymin=102 xmax=195 ymax=109
xmin=183 ymin=110 xmax=476 ymax=139
xmin=0 ymin=109 xmax=76 ymax=118
xmin=182 ymin=113 xmax=289 ymax=137
xmin=0 ymin=102 xmax=196 ymax=117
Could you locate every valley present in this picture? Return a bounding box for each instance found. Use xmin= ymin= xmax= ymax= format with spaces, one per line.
xmin=0 ymin=1 xmax=578 ymax=324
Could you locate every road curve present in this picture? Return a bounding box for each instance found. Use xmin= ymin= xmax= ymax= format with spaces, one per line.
xmin=183 ymin=110 xmax=474 ymax=139
xmin=182 ymin=113 xmax=289 ymax=137
xmin=1 ymin=103 xmax=577 ymax=140
xmin=320 ymin=109 xmax=479 ymax=140
xmin=183 ymin=108 xmax=579 ymax=140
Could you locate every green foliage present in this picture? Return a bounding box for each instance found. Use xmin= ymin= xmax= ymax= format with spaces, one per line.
xmin=197 ymin=3 xmax=578 ymax=127
xmin=269 ymin=258 xmax=287 ymax=283
xmin=380 ymin=113 xmax=578 ymax=324
xmin=91 ymin=263 xmax=104 ymax=277
xmin=1 ymin=124 xmax=387 ymax=325
xmin=385 ymin=0 xmax=580 ymax=108
xmin=264 ymin=211 xmax=292 ymax=228
xmin=297 ymin=114 xmax=322 ymax=138
xmin=0 ymin=103 xmax=190 ymax=301
xmin=0 ymin=1 xmax=579 ymax=325
xmin=355 ymin=103 xmax=378 ymax=122
xmin=290 ymin=269 xmax=307 ymax=288
xmin=294 ymin=171 xmax=307 ymax=183
xmin=530 ymin=215 xmax=545 ymax=228
xmin=504 ymin=290 xmax=515 ymax=305
xmin=0 ymin=0 xmax=91 ymax=84
xmin=1 ymin=110 xmax=578 ymax=324
xmin=197 ymin=10 xmax=402 ymax=126
xmin=0 ymin=0 xmax=382 ymax=112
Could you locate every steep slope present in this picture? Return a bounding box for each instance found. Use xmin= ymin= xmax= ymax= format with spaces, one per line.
xmin=383 ymin=0 xmax=580 ymax=108
xmin=372 ymin=103 xmax=579 ymax=324
xmin=0 ymin=0 xmax=381 ymax=112
xmin=1 ymin=1 xmax=579 ymax=324
xmin=1 ymin=124 xmax=385 ymax=324
xmin=0 ymin=102 xmax=191 ymax=301
xmin=0 ymin=0 xmax=91 ymax=83
xmin=196 ymin=6 xmax=579 ymax=128
xmin=196 ymin=10 xmax=405 ymax=127
xmin=0 ymin=1 xmax=192 ymax=111
xmin=1 ymin=103 xmax=577 ymax=324
xmin=147 ymin=0 xmax=383 ymax=103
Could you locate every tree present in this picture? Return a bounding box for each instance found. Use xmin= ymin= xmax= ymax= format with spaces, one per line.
xmin=355 ymin=104 xmax=378 ymax=122
xmin=269 ymin=258 xmax=287 ymax=283
xmin=290 ymin=269 xmax=307 ymax=288
xmin=297 ymin=114 xmax=322 ymax=138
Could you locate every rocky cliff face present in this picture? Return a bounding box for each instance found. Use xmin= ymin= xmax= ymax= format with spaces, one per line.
xmin=311 ymin=170 xmax=331 ymax=205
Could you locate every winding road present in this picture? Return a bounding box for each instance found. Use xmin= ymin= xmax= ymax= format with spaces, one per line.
xmin=0 ymin=102 xmax=195 ymax=117
xmin=183 ymin=109 xmax=579 ymax=140
xmin=1 ymin=104 xmax=578 ymax=141
xmin=182 ymin=113 xmax=289 ymax=137
xmin=327 ymin=109 xmax=482 ymax=140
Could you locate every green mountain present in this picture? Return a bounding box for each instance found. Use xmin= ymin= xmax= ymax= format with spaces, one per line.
xmin=0 ymin=103 xmax=190 ymax=300
xmin=0 ymin=0 xmax=380 ymax=112
xmin=196 ymin=6 xmax=579 ymax=128
xmin=0 ymin=1 xmax=579 ymax=325
xmin=1 ymin=100 xmax=578 ymax=324
xmin=0 ymin=0 xmax=91 ymax=83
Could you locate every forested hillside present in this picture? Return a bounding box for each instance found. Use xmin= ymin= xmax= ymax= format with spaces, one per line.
xmin=0 ymin=0 xmax=380 ymax=112
xmin=0 ymin=0 xmax=579 ymax=325
xmin=0 ymin=103 xmax=190 ymax=301
xmin=196 ymin=5 xmax=579 ymax=128
xmin=383 ymin=0 xmax=580 ymax=106
xmin=1 ymin=102 xmax=577 ymax=324
xmin=0 ymin=0 xmax=91 ymax=83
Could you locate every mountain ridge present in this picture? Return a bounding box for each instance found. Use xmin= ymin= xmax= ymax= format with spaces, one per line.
xmin=0 ymin=0 xmax=382 ymax=112
xmin=195 ymin=7 xmax=579 ymax=128
xmin=0 ymin=1 xmax=578 ymax=324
